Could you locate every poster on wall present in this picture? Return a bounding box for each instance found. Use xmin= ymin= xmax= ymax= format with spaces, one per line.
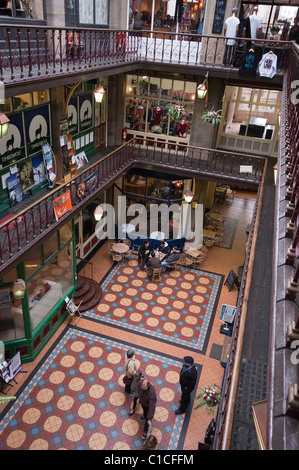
xmin=24 ymin=105 xmax=51 ymax=156
xmin=79 ymin=94 xmax=93 ymax=133
xmin=19 ymin=160 xmax=35 ymax=193
xmin=68 ymin=97 xmax=79 ymax=135
xmin=6 ymin=172 xmax=28 ymax=207
xmin=0 ymin=112 xmax=26 ymax=168
xmin=32 ymin=154 xmax=47 ymax=186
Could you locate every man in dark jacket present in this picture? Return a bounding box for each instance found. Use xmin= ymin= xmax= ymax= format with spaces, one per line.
xmin=139 ymin=379 xmax=157 ymax=440
xmin=175 ymin=356 xmax=198 ymax=415
xmin=161 ymin=246 xmax=180 ymax=271
xmin=147 ymin=253 xmax=161 ymax=275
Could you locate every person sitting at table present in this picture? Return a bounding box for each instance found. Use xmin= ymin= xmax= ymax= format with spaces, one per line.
xmin=147 ymin=253 xmax=161 ymax=275
xmin=138 ymin=240 xmax=151 ymax=268
xmin=161 ymin=246 xmax=180 ymax=271
xmin=157 ymin=240 xmax=170 ymax=254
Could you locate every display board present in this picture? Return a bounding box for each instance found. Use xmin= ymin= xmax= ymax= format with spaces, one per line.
xmin=225 ymin=269 xmax=238 ymax=291
xmin=212 ymin=0 xmax=227 ymax=35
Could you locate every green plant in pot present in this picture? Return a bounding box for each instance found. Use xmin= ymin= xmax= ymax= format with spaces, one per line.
xmin=201 ymin=108 xmax=222 ymax=125
xmin=270 ymin=25 xmax=280 ymax=36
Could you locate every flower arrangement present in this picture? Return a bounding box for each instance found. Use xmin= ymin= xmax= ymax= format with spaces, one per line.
xmin=168 ymin=104 xmax=188 ymax=120
xmin=194 ymin=385 xmax=221 ymax=415
xmin=201 ymin=109 xmax=222 ymax=125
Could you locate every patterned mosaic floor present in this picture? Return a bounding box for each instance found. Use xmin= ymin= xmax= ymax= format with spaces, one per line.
xmin=0 ymin=326 xmax=200 ymax=450
xmin=84 ymin=260 xmax=223 ymax=354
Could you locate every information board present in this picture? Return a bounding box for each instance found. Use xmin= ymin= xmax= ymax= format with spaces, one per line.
xmin=212 ymin=0 xmax=227 ymax=35
xmin=225 ymin=269 xmax=238 ymax=291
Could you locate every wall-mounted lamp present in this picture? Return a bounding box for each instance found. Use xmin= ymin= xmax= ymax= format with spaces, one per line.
xmin=0 ymin=113 xmax=10 ymax=138
xmin=94 ymin=84 xmax=105 ymax=103
xmin=94 ymin=205 xmax=104 ymax=221
xmin=273 ymin=163 xmax=277 ymax=185
xmin=184 ymin=190 xmax=194 ymax=203
xmin=197 ymin=71 xmax=209 ymax=108
xmin=12 ymin=279 xmax=26 ymax=300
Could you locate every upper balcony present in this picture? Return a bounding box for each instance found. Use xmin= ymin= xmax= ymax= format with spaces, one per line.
xmin=0 ymin=25 xmax=291 ymax=95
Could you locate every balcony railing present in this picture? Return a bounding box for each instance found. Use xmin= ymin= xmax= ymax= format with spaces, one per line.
xmin=0 ymin=25 xmax=292 ymax=85
xmin=0 ymin=138 xmax=265 ymax=276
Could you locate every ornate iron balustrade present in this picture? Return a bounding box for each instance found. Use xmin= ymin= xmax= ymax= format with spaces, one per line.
xmin=0 ymin=138 xmax=265 ymax=276
xmin=0 ymin=25 xmax=292 ymax=85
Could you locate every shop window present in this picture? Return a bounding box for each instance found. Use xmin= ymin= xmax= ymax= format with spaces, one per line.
xmin=32 ymin=90 xmax=49 ymax=106
xmin=59 ymin=220 xmax=73 ymax=246
xmin=78 ymin=0 xmax=108 ymax=26
xmin=24 ymin=247 xmax=42 ymax=279
xmin=0 ymin=0 xmax=45 ymax=20
xmin=43 ymin=232 xmax=58 ymax=262
xmin=25 ymin=242 xmax=73 ymax=332
xmin=125 ymin=74 xmax=196 ymax=138
xmin=82 ymin=195 xmax=104 ymax=243
xmin=12 ymin=93 xmax=32 ymax=111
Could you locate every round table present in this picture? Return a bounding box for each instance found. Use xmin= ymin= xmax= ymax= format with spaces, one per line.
xmin=112 ymin=243 xmax=130 ymax=254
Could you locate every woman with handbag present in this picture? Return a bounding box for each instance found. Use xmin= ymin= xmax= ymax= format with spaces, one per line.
xmin=123 ymin=349 xmax=137 ymax=394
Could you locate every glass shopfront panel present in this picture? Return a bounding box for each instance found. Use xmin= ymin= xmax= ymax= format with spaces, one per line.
xmin=125 ymin=75 xmax=196 ymax=138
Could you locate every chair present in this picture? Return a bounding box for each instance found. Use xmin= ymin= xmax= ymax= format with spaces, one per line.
xmin=123 ymin=248 xmax=133 ymax=261
xmin=164 ymin=261 xmax=178 ymax=272
xmin=178 ymin=253 xmax=193 ymax=269
xmin=150 ymin=268 xmax=162 ymax=282
xmin=107 ymin=241 xmax=116 ymax=256
xmin=225 ymin=188 xmax=235 ymax=204
xmin=204 ymin=238 xmax=214 ymax=249
xmin=112 ymin=252 xmax=123 ymax=265
xmin=122 ymin=239 xmax=131 ymax=246
xmin=193 ymin=255 xmax=205 ymax=269
xmin=199 ymin=246 xmax=208 ymax=255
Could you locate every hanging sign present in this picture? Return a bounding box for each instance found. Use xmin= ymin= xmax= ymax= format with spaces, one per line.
xmin=68 ymin=97 xmax=79 ymax=135
xmin=24 ymin=105 xmax=51 ymax=156
xmin=53 ymin=190 xmax=72 ymax=221
xmin=79 ymin=94 xmax=93 ymax=132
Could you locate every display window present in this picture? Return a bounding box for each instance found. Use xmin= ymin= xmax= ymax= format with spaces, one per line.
xmin=221 ymin=85 xmax=281 ymax=138
xmin=241 ymin=2 xmax=299 ymax=40
xmin=125 ymin=74 xmax=196 ymax=138
xmin=0 ymin=0 xmax=45 ymax=20
xmin=0 ymin=225 xmax=75 ymax=343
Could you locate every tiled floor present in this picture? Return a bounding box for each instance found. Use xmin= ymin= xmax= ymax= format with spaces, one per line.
xmin=0 ymin=191 xmax=257 ymax=450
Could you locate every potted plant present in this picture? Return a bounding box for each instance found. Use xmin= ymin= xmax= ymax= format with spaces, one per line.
xmin=168 ymin=104 xmax=188 ymax=121
xmin=194 ymin=385 xmax=221 ymax=415
xmin=201 ymin=108 xmax=222 ymax=125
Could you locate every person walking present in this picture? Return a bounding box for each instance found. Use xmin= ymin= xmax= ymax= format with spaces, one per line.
xmin=129 ymin=370 xmax=144 ymax=416
xmin=174 ymin=356 xmax=198 ymax=415
xmin=123 ymin=349 xmax=137 ymax=394
xmin=139 ymin=379 xmax=157 ymax=440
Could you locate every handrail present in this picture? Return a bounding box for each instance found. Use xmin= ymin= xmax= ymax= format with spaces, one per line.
xmin=212 ymin=159 xmax=267 ymax=449
xmin=0 ymin=138 xmax=266 ymax=277
xmin=0 ymin=25 xmax=292 ymax=85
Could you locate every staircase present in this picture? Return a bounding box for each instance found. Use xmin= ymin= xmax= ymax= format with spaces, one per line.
xmin=74 ymin=276 xmax=103 ymax=312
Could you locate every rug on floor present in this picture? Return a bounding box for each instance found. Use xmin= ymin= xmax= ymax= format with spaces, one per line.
xmin=219 ymin=217 xmax=239 ymax=250
xmin=0 ymin=326 xmax=200 ymax=451
xmin=84 ymin=260 xmax=223 ymax=354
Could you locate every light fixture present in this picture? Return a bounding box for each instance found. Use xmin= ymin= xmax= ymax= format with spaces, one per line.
xmin=94 ymin=205 xmax=104 ymax=221
xmin=12 ymin=279 xmax=26 ymax=300
xmin=184 ymin=190 xmax=194 ymax=203
xmin=0 ymin=113 xmax=10 ymax=138
xmin=94 ymin=84 xmax=105 ymax=103
xmin=197 ymin=71 xmax=209 ymax=100
xmin=273 ymin=163 xmax=277 ymax=185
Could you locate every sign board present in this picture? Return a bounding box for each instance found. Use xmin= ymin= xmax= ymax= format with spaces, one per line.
xmin=240 ymin=165 xmax=253 ymax=173
xmin=225 ymin=269 xmax=238 ymax=291
xmin=53 ymin=190 xmax=72 ymax=221
xmin=219 ymin=304 xmax=237 ymax=324
xmin=212 ymin=0 xmax=227 ymax=35
xmin=8 ymin=351 xmax=22 ymax=379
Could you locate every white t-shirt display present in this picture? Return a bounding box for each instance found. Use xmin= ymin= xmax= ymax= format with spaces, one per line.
xmin=258 ymin=52 xmax=277 ymax=78
xmin=225 ymin=16 xmax=240 ymax=45
xmin=249 ymin=14 xmax=262 ymax=39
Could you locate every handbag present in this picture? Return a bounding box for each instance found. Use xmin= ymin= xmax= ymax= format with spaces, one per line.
xmin=123 ymin=375 xmax=133 ymax=385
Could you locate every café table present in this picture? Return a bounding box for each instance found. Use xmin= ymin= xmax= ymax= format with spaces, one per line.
xmin=207 ymin=211 xmax=223 ymax=222
xmin=185 ymin=248 xmax=203 ymax=259
xmin=112 ymin=243 xmax=130 ymax=254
